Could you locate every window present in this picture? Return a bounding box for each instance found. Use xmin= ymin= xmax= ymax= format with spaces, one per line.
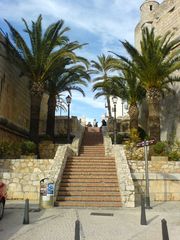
xmin=150 ymin=5 xmax=153 ymax=11
xmin=168 ymin=6 xmax=175 ymax=13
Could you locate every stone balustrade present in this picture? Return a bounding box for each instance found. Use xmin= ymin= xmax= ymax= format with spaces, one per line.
xmin=103 ymin=133 xmax=135 ymax=207
xmin=102 ymin=131 xmax=113 ymax=157
xmin=113 ymin=145 xmax=135 ymax=207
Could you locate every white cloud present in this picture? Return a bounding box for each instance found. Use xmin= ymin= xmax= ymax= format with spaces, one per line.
xmin=0 ymin=0 xmax=143 ymax=54
xmin=71 ymin=91 xmax=105 ymax=109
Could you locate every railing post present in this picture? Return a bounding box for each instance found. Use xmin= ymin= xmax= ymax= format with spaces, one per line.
xmin=23 ymin=199 xmax=29 ymax=224
xmin=75 ymin=219 xmax=80 ymax=240
xmin=140 ymin=195 xmax=147 ymax=225
xmin=161 ymin=219 xmax=169 ymax=240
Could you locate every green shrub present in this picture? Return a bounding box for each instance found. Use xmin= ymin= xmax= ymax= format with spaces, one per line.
xmin=116 ymin=134 xmax=124 ymax=144
xmin=109 ymin=133 xmax=129 ymax=144
xmin=21 ymin=141 xmax=36 ymax=155
xmin=153 ymin=141 xmax=168 ymax=156
xmin=0 ymin=142 xmax=21 ymax=159
xmin=168 ymin=151 xmax=180 ymax=161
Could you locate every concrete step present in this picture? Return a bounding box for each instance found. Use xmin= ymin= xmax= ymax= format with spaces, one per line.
xmin=64 ymin=169 xmax=116 ymax=173
xmin=61 ymin=178 xmax=118 ymax=183
xmin=56 ymin=196 xmax=121 ymax=202
xmin=59 ymin=186 xmax=120 ymax=191
xmin=67 ymin=159 xmax=115 ymax=163
xmin=79 ymin=151 xmax=105 ymax=155
xmin=80 ymin=148 xmax=104 ymax=151
xmin=60 ymin=182 xmax=119 ymax=187
xmin=65 ymin=163 xmax=116 ymax=167
xmin=63 ymin=171 xmax=117 ymax=177
xmin=64 ymin=166 xmax=116 ymax=170
xmin=58 ymin=191 xmax=120 ymax=196
xmin=62 ymin=175 xmax=117 ymax=179
xmin=55 ymin=201 xmax=122 ymax=207
xmin=56 ymin=127 xmax=121 ymax=208
xmin=80 ymin=146 xmax=104 ymax=149
xmin=64 ymin=170 xmax=116 ymax=174
xmin=65 ymin=166 xmax=116 ymax=170
xmin=79 ymin=154 xmax=105 ymax=157
xmin=68 ymin=157 xmax=115 ymax=160
xmin=80 ymin=148 xmax=104 ymax=153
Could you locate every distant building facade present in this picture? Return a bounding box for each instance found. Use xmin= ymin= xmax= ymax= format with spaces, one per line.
xmin=105 ymin=97 xmax=128 ymax=119
xmin=135 ymin=0 xmax=180 ymax=140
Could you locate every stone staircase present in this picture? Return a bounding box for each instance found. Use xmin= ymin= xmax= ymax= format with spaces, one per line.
xmin=55 ymin=127 xmax=122 ymax=207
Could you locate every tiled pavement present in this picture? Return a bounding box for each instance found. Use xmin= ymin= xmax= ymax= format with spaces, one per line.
xmin=1 ymin=200 xmax=180 ymax=240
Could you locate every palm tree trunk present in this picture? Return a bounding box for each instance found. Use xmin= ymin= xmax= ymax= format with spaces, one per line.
xmin=30 ymin=94 xmax=43 ymax=144
xmin=128 ymin=103 xmax=139 ymax=130
xmin=46 ymin=94 xmax=56 ymax=139
xmin=30 ymin=82 xmax=44 ymax=144
xmin=107 ymin=96 xmax=112 ymax=118
xmin=147 ymin=88 xmax=161 ymax=141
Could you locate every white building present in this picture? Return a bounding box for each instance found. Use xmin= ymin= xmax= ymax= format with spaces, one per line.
xmin=106 ymin=97 xmax=128 ymax=119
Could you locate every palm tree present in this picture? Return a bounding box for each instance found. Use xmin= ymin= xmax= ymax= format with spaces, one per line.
xmin=46 ymin=62 xmax=90 ymax=138
xmin=115 ymin=66 xmax=146 ymax=130
xmin=118 ymin=27 xmax=180 ymax=141
xmin=93 ymin=65 xmax=145 ymax=131
xmin=122 ymin=69 xmax=145 ymax=130
xmin=2 ymin=15 xmax=80 ymax=143
xmin=91 ymin=54 xmax=116 ymax=118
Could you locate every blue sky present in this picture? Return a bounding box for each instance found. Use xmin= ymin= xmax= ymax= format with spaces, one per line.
xmin=0 ymin=0 xmax=157 ymax=124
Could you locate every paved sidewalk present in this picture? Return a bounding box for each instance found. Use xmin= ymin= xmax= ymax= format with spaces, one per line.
xmin=0 ymin=201 xmax=180 ymax=240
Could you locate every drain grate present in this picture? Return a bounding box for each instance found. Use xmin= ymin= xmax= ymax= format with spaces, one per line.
xmin=90 ymin=212 xmax=114 ymax=217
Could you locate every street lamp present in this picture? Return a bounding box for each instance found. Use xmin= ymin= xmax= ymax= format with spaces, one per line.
xmin=66 ymin=95 xmax=72 ymax=143
xmin=112 ymin=96 xmax=118 ymax=144
xmin=121 ymin=100 xmax=124 ymax=117
xmin=59 ymin=99 xmax=63 ymax=116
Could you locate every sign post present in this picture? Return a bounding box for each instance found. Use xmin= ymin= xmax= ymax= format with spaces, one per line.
xmin=137 ymin=139 xmax=155 ymax=209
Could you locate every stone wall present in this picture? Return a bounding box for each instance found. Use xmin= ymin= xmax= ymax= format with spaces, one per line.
xmin=135 ymin=0 xmax=180 ymax=140
xmin=0 ymin=34 xmax=30 ymax=138
xmin=0 ymin=126 xmax=28 ymax=142
xmin=0 ymin=158 xmax=55 ymax=200
xmin=0 ymin=124 xmax=84 ymax=201
xmin=39 ymin=116 xmax=81 ymax=136
xmin=128 ymin=158 xmax=180 ymax=204
xmin=0 ymin=145 xmax=74 ymax=201
xmin=0 ymin=33 xmax=48 ymax=142
xmin=39 ymin=142 xmax=59 ymax=159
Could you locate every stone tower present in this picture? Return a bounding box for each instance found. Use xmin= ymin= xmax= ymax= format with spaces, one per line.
xmin=140 ymin=0 xmax=159 ymax=22
xmin=135 ymin=0 xmax=180 ymax=141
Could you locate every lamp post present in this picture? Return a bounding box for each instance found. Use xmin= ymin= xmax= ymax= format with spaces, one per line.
xmin=66 ymin=95 xmax=72 ymax=144
xmin=59 ymin=99 xmax=62 ymax=116
xmin=112 ymin=96 xmax=118 ymax=145
xmin=121 ymin=100 xmax=124 ymax=117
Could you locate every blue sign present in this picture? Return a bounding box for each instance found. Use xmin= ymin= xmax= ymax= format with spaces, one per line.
xmin=47 ymin=183 xmax=54 ymax=195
